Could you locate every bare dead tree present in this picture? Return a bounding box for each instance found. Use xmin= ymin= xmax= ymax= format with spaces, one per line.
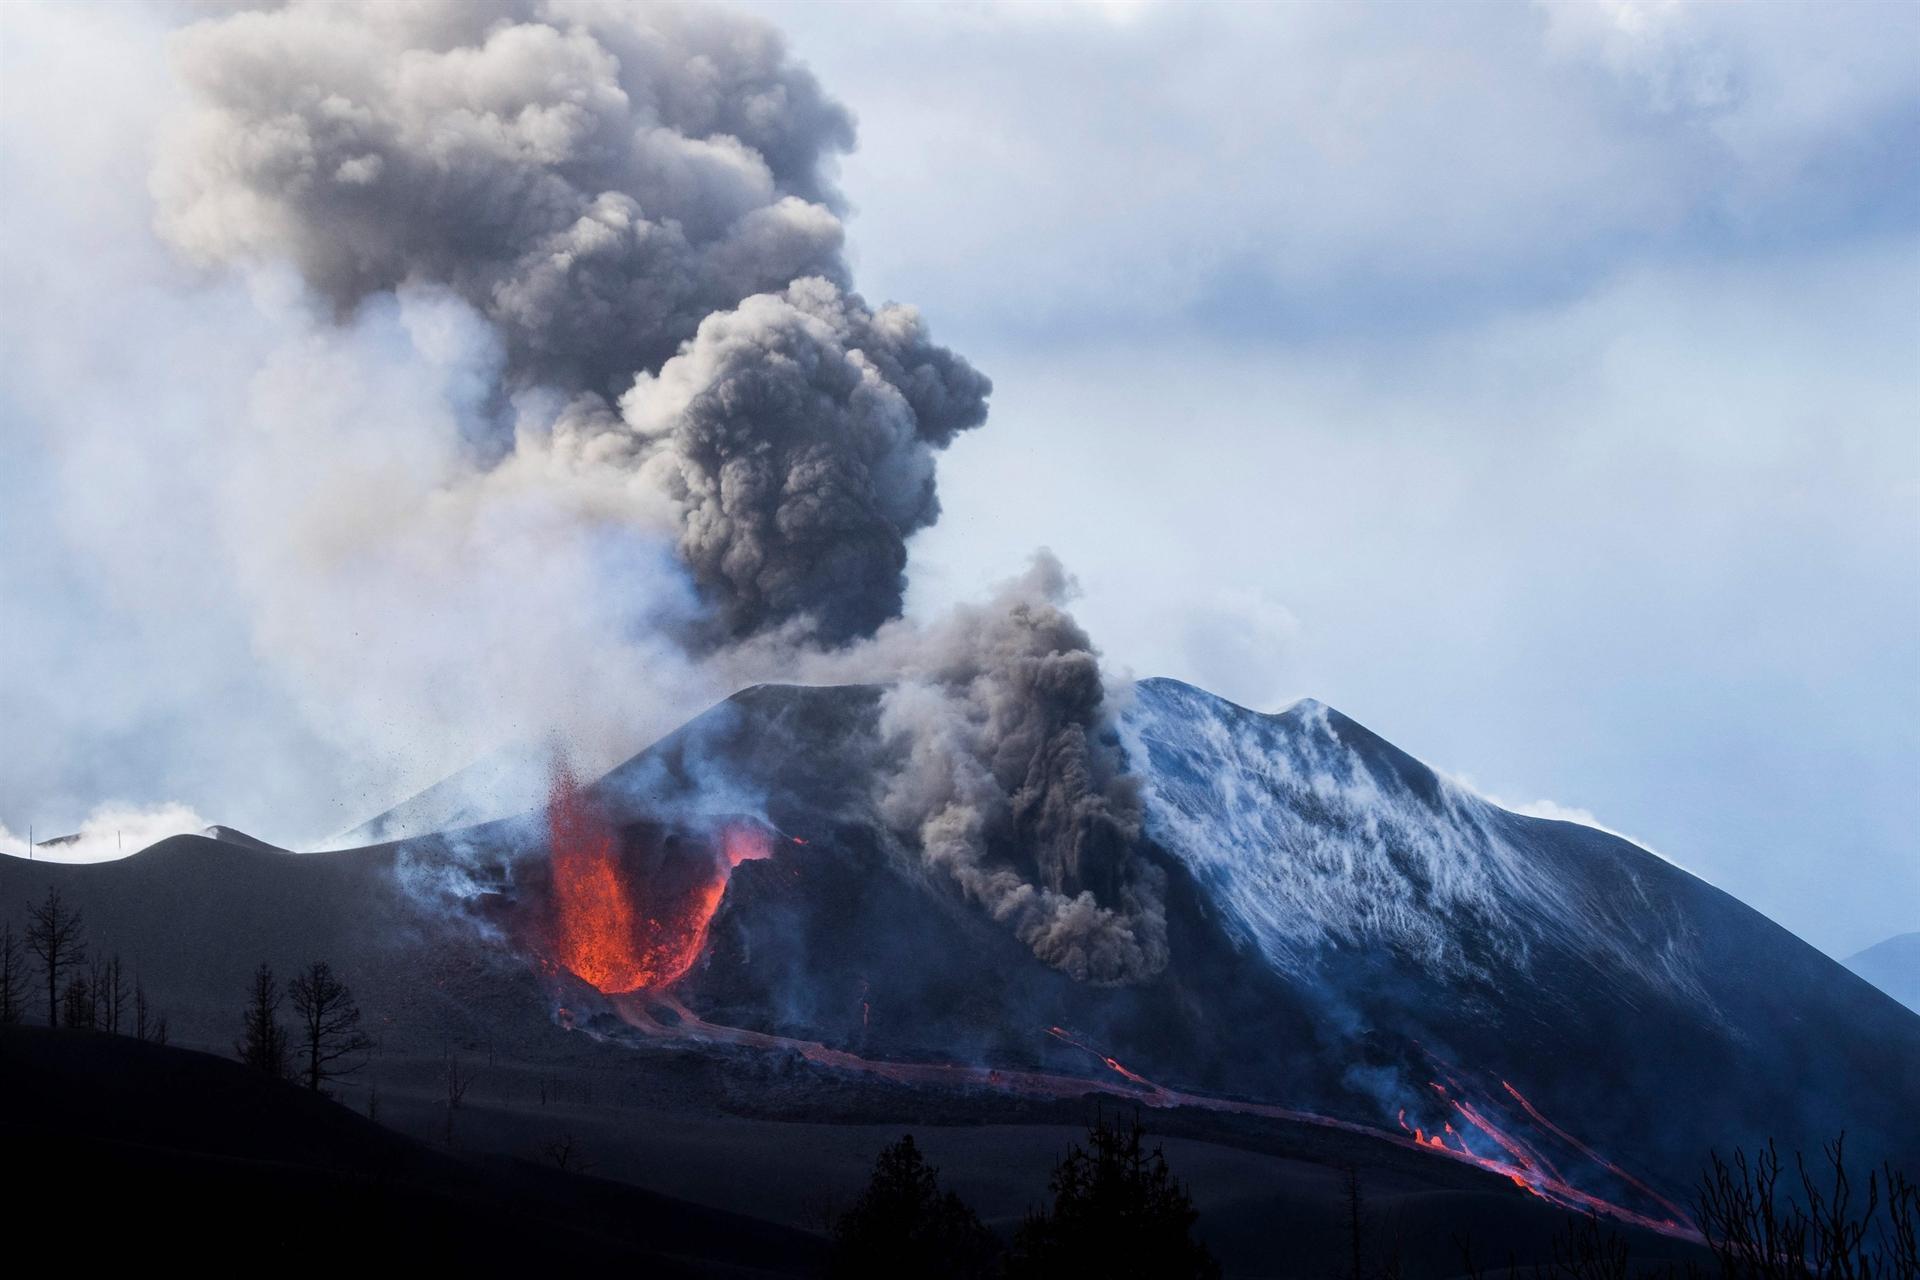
xmin=235 ymin=962 xmax=288 ymax=1077
xmin=541 ymin=1132 xmax=590 ymax=1174
xmin=0 ymin=922 xmax=26 ymax=1025
xmin=61 ymin=974 xmax=95 ymax=1030
xmin=101 ymin=954 xmax=127 ymax=1035
xmin=84 ymin=955 xmax=104 ymax=1029
xmin=286 ymin=960 xmax=373 ymax=1092
xmin=443 ymin=1049 xmax=476 ymax=1145
xmin=1547 ymin=1216 xmax=1630 ymax=1280
xmin=25 ymin=886 xmax=85 ymax=1027
xmin=1695 ymin=1134 xmax=1918 ymax=1280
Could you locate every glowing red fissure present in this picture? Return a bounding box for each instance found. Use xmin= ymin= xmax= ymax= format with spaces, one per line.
xmin=542 ymin=764 xmax=773 ymax=995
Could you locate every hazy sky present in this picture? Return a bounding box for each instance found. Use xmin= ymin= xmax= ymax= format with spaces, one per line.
xmin=743 ymin=0 xmax=1920 ymax=959
xmin=2 ymin=1 xmax=1914 ymax=959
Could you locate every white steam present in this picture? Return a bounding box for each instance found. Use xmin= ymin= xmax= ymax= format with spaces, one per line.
xmin=0 ymin=803 xmax=211 ymax=864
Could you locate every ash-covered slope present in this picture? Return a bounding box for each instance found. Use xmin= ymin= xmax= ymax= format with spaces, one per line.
xmin=1114 ymin=679 xmax=1920 ymax=1175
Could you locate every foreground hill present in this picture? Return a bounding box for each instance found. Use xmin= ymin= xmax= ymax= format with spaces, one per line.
xmin=0 ymin=1026 xmax=822 ymax=1272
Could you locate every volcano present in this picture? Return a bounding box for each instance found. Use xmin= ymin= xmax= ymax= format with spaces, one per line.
xmin=540 ymin=681 xmax=1919 ymax=1215
xmin=5 ymin=678 xmax=1914 ymax=1268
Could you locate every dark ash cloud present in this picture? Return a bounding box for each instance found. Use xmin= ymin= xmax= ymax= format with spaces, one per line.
xmin=154 ymin=0 xmax=988 ymax=642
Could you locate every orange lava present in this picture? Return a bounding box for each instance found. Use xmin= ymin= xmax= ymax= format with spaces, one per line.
xmin=544 ymin=764 xmax=772 ymax=995
xmin=546 ymin=763 xmax=644 ymax=992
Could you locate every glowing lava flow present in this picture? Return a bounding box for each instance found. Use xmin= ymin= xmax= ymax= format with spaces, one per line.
xmin=543 ymin=765 xmax=774 ymax=994
xmin=1394 ymin=1074 xmax=1693 ymax=1235
xmin=599 ymin=997 xmax=1697 ymax=1241
xmin=1499 ymin=1079 xmax=1692 ymax=1225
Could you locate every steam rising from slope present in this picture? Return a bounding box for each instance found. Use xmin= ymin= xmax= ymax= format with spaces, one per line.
xmin=145 ymin=0 xmax=1157 ymax=981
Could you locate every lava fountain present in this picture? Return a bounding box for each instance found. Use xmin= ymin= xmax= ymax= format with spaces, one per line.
xmin=543 ymin=763 xmax=772 ymax=994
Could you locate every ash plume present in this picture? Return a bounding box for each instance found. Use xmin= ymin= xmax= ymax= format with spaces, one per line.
xmin=863 ymin=557 xmax=1168 ymax=984
xmin=622 ymin=276 xmax=989 ymax=643
xmin=134 ymin=0 xmax=1159 ymax=983
xmin=153 ymin=0 xmax=987 ymax=643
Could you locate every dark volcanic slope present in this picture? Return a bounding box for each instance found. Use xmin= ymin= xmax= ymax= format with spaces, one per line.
xmin=1 ymin=1026 xmax=821 ymax=1273
xmin=0 ymin=831 xmax=560 ymax=1059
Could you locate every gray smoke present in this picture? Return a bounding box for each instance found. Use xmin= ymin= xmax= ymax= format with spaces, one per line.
xmin=866 ymin=556 xmax=1168 ymax=984
xmin=624 ymin=277 xmax=989 ymax=642
xmin=153 ymin=0 xmax=987 ymax=642
xmin=146 ymin=0 xmax=1160 ymax=982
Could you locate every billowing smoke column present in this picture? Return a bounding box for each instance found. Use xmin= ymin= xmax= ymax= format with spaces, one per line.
xmin=154 ymin=0 xmax=986 ymax=644
xmin=154 ymin=0 xmax=1162 ymax=983
xmin=623 ymin=278 xmax=990 ymax=642
xmin=870 ymin=557 xmax=1167 ymax=984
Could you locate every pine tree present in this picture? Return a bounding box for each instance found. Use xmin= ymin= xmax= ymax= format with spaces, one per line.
xmin=1009 ymin=1111 xmax=1219 ymax=1280
xmin=832 ymin=1134 xmax=1000 ymax=1279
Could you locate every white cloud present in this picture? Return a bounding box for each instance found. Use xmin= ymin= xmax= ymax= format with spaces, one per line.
xmin=0 ymin=802 xmax=211 ymax=864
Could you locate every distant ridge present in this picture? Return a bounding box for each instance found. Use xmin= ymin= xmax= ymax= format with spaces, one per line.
xmin=1845 ymin=932 xmax=1920 ymax=1014
xmin=328 ymin=741 xmax=553 ymax=848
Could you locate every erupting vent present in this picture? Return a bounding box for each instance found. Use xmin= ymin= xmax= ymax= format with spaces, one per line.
xmin=542 ymin=764 xmax=772 ymax=994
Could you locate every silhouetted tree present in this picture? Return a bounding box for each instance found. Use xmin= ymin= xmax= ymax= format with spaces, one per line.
xmin=0 ymin=921 xmax=25 ymax=1025
xmin=236 ymin=963 xmax=288 ymax=1077
xmin=287 ymin=960 xmax=372 ymax=1092
xmin=831 ymin=1134 xmax=1000 ymax=1280
xmin=541 ymin=1132 xmax=590 ymax=1174
xmin=1696 ymin=1135 xmax=1918 ymax=1279
xmin=132 ymin=974 xmax=170 ymax=1045
xmin=25 ymin=886 xmax=85 ymax=1027
xmin=101 ymin=953 xmax=127 ymax=1034
xmin=1010 ymin=1111 xmax=1220 ymax=1280
xmin=61 ymin=973 xmax=95 ymax=1030
xmin=84 ymin=955 xmax=105 ymax=1028
xmin=1453 ymin=1136 xmax=1916 ymax=1280
xmin=443 ymin=1049 xmax=476 ymax=1145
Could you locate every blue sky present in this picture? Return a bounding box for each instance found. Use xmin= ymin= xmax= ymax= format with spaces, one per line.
xmin=1 ymin=0 xmax=1914 ymax=959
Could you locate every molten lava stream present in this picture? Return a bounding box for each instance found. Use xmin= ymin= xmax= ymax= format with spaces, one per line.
xmin=543 ymin=764 xmax=772 ymax=995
